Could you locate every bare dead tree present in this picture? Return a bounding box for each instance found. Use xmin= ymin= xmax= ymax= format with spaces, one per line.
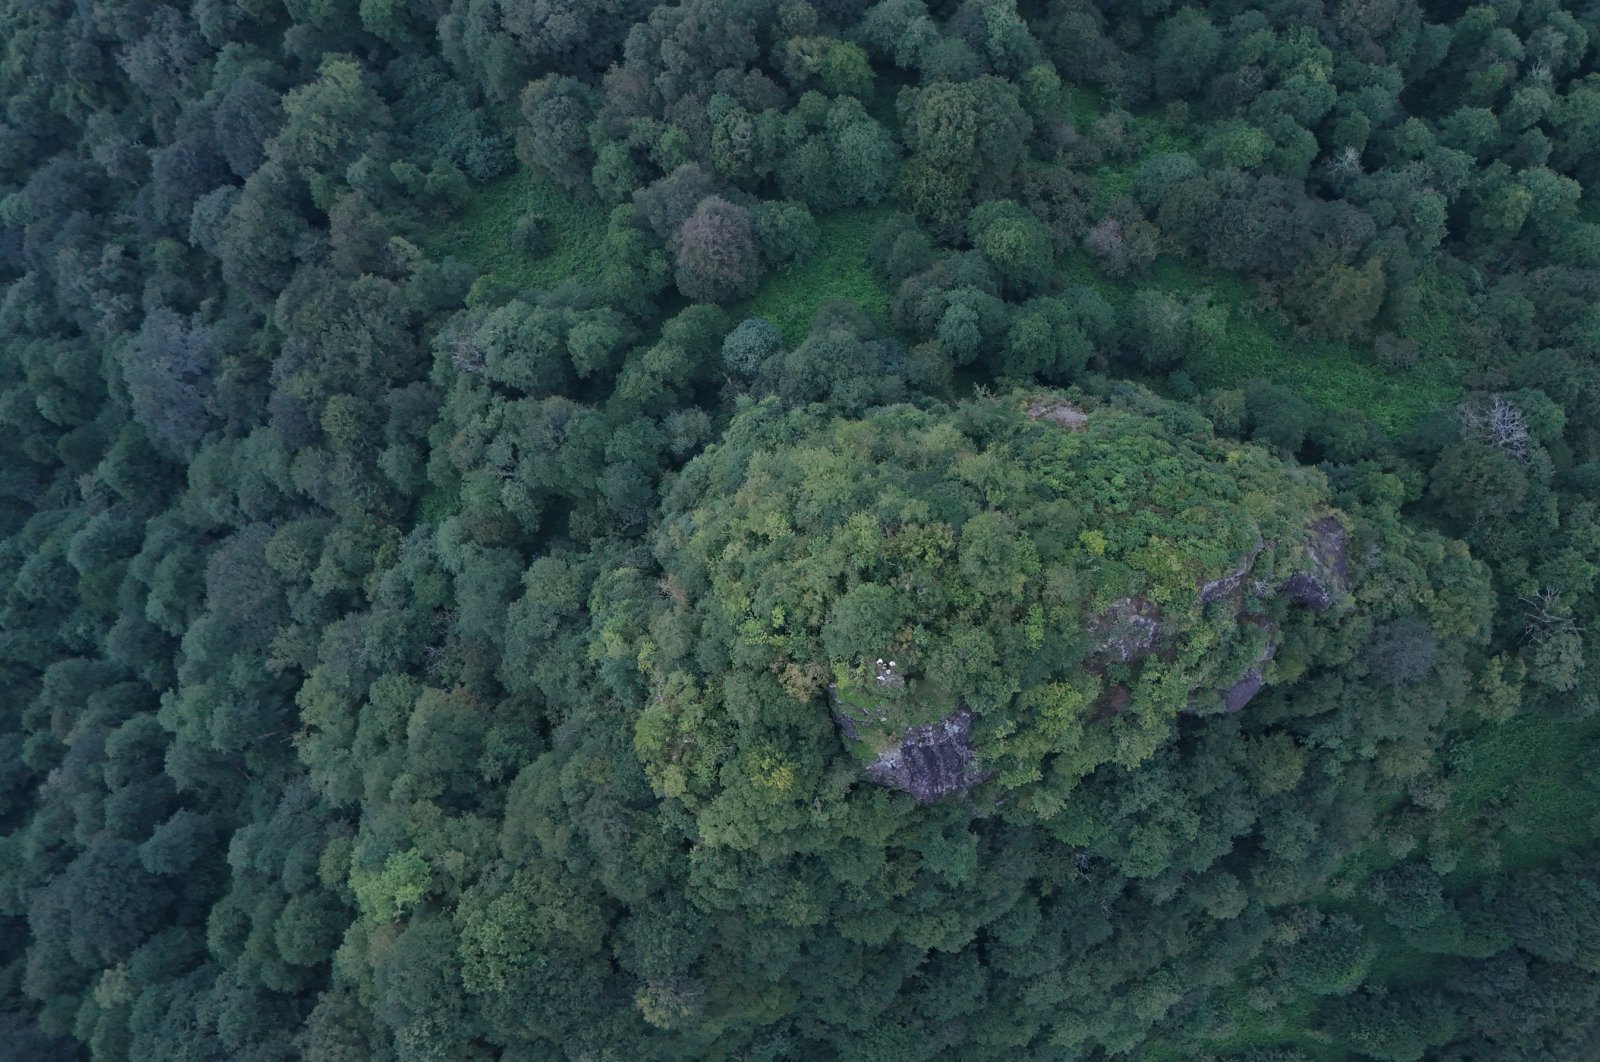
xmin=449 ymin=331 xmax=485 ymax=373
xmin=1520 ymin=588 xmax=1583 ymax=644
xmin=448 ymin=325 xmax=500 ymax=374
xmin=431 ymin=608 xmax=458 ymax=638
xmin=1457 ymin=394 xmax=1532 ymax=461
xmin=1084 ymin=217 xmax=1127 ymax=276
xmin=1330 ymin=145 xmax=1363 ymax=180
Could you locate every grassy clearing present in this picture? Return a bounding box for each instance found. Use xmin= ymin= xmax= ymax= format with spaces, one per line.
xmin=1055 ymin=89 xmax=1458 ymax=432
xmin=431 ymin=154 xmax=1456 ymax=434
xmin=1444 ymin=710 xmax=1600 ymax=873
xmin=1170 ymin=987 xmax=1337 ymax=1061
xmin=1187 ymin=309 xmax=1459 ymax=434
xmin=1066 ymin=84 xmax=1107 ymax=134
xmin=1061 ymin=251 xmax=1459 ymax=432
xmin=419 ymin=169 xmax=611 ymax=298
xmin=1062 ymin=84 xmax=1195 ymax=208
xmin=734 ymin=206 xmax=897 ymax=345
xmin=1393 ymin=267 xmax=1469 ymax=368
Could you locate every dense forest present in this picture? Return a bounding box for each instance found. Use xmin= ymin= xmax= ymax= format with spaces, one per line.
xmin=2 ymin=0 xmax=1599 ymax=1058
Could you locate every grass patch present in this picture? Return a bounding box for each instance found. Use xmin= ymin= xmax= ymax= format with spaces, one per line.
xmin=418 ymin=169 xmax=611 ymax=298
xmin=832 ymin=665 xmax=959 ymax=763
xmin=1175 ymin=986 xmax=1338 ymax=1061
xmin=1067 ymin=84 xmax=1107 ymax=133
xmin=1394 ymin=266 xmax=1469 ymax=369
xmin=1094 ymin=124 xmax=1197 ymax=207
xmin=1049 ymin=88 xmax=1455 ymax=432
xmin=1443 ymin=710 xmax=1600 ymax=873
xmin=1061 ymin=251 xmax=1459 ymax=433
xmin=1190 ymin=315 xmax=1459 ymax=434
xmin=735 ymin=206 xmax=897 ymax=346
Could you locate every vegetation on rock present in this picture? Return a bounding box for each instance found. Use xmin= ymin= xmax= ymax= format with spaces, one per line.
xmin=2 ymin=0 xmax=1599 ymax=1057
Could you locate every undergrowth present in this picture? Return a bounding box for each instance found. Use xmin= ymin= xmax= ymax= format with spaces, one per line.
xmin=419 ymin=169 xmax=610 ymax=299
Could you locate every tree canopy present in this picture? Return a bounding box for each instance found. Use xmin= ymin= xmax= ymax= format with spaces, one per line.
xmin=2 ymin=0 xmax=1599 ymax=1057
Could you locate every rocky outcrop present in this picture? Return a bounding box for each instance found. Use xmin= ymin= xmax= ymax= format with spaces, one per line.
xmin=1199 ymin=538 xmax=1266 ymax=606
xmin=1280 ymin=516 xmax=1349 ymax=612
xmin=1200 ymin=617 xmax=1279 ymax=714
xmin=837 ymin=706 xmax=988 ymax=804
xmin=1093 ymin=597 xmax=1162 ymax=663
xmin=863 ymin=707 xmax=987 ymax=804
xmin=1219 ymin=669 xmax=1267 ymax=713
xmin=1026 ymin=398 xmax=1088 ymax=431
xmin=1198 ymin=517 xmax=1350 ymax=615
xmin=1220 ymin=620 xmax=1276 ymax=710
xmin=836 ymin=520 xmax=1351 ymax=791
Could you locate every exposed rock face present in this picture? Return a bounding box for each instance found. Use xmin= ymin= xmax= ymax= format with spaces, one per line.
xmin=849 ymin=707 xmax=987 ymax=805
xmin=1202 ymin=617 xmax=1279 ymax=714
xmin=1093 ymin=597 xmax=1162 ymax=663
xmin=1026 ymin=398 xmax=1088 ymax=431
xmin=1219 ymin=669 xmax=1266 ymax=713
xmin=1281 ymin=516 xmax=1350 ymax=612
xmin=1199 ymin=539 xmax=1266 ymax=606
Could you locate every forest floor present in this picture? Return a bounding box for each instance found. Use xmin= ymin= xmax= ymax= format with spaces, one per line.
xmin=733 ymin=205 xmax=896 ymax=346
xmin=417 ymin=169 xmax=611 ymax=301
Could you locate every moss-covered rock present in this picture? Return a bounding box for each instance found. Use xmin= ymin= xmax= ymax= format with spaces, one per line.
xmin=628 ymin=388 xmax=1477 ymax=817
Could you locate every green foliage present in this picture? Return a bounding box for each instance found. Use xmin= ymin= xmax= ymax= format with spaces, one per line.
xmin=735 ymin=207 xmax=895 ymax=345
xmin=897 ymin=76 xmax=1032 ymax=225
xmin=721 ymin=318 xmax=784 ymax=377
xmin=5 ymin=0 xmax=1600 ymax=1057
xmin=416 ymin=169 xmax=611 ymax=301
xmin=351 ymin=849 xmax=431 ymax=925
xmin=631 ymin=390 xmax=1459 ymax=818
xmin=967 ymin=200 xmax=1054 ymax=295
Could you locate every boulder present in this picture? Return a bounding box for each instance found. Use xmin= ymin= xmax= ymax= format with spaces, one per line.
xmin=857 ymin=707 xmax=988 ymax=805
xmin=1207 ymin=617 xmax=1278 ymax=714
xmin=1199 ymin=539 xmax=1266 ymax=606
xmin=1093 ymin=597 xmax=1162 ymax=663
xmin=1026 ymin=397 xmax=1088 ymax=431
xmin=1219 ymin=669 xmax=1266 ymax=713
xmin=1281 ymin=516 xmax=1349 ymax=612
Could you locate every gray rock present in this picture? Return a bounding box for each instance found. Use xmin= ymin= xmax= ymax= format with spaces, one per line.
xmin=1219 ymin=668 xmax=1266 ymax=712
xmin=1281 ymin=516 xmax=1349 ymax=612
xmin=1026 ymin=398 xmax=1088 ymax=431
xmin=1199 ymin=539 xmax=1266 ymax=606
xmin=858 ymin=707 xmax=987 ymax=805
xmin=1201 ymin=617 xmax=1278 ymax=715
xmin=1093 ymin=597 xmax=1162 ymax=663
